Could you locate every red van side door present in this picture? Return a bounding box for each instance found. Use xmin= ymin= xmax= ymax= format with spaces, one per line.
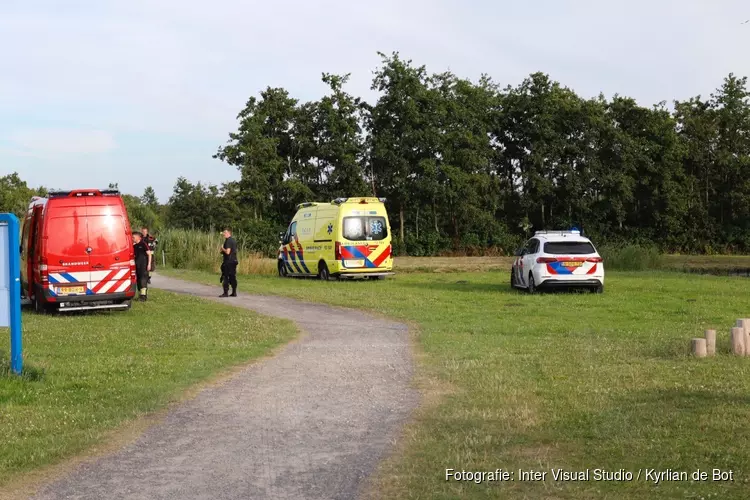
xmin=85 ymin=197 xmax=132 ymax=295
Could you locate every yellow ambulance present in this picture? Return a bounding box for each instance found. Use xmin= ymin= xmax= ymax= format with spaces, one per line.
xmin=277 ymin=197 xmax=394 ymax=280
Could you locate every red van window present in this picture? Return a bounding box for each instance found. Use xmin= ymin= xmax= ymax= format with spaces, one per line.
xmin=88 ymin=215 xmax=129 ymax=254
xmin=46 ymin=217 xmax=89 ymax=257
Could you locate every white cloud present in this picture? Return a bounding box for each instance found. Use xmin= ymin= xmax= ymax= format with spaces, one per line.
xmin=7 ymin=129 xmax=117 ymax=155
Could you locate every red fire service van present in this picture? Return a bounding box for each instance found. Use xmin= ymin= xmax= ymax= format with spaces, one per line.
xmin=20 ymin=189 xmax=137 ymax=313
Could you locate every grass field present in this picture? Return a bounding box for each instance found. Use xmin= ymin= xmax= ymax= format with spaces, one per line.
xmin=0 ymin=290 xmax=296 ymax=491
xmin=164 ymin=267 xmax=750 ymax=499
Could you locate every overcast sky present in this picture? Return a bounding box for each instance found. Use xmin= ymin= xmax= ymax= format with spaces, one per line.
xmin=2 ymin=0 xmax=748 ymax=202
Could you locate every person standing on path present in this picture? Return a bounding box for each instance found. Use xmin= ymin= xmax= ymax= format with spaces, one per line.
xmin=219 ymin=228 xmax=238 ymax=297
xmin=132 ymin=231 xmax=151 ymax=301
xmin=141 ymin=227 xmax=157 ymax=284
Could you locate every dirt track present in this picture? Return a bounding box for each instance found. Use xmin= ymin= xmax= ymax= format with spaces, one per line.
xmin=31 ymin=274 xmax=418 ymax=500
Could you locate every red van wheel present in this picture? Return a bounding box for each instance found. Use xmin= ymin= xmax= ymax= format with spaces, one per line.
xmin=34 ymin=298 xmax=52 ymax=314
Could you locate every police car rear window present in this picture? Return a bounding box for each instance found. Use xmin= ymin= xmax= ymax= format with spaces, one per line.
xmin=544 ymin=241 xmax=596 ymax=254
xmin=343 ymin=216 xmax=388 ymax=241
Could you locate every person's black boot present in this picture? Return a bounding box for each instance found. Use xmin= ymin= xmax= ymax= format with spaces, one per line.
xmin=230 ymin=288 xmax=237 ymax=297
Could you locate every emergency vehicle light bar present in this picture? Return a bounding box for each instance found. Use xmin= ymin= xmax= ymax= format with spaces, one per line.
xmin=332 ymin=197 xmax=387 ymax=205
xmin=534 ymin=229 xmax=581 ymax=236
xmin=296 ymin=202 xmax=318 ymax=209
xmin=48 ymin=189 xmax=121 ymax=198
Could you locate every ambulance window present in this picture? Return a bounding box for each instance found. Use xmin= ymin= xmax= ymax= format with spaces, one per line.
xmin=343 ymin=218 xmax=365 ymax=240
xmin=343 ymin=216 xmax=388 ymax=241
xmin=367 ymin=217 xmax=387 ymax=240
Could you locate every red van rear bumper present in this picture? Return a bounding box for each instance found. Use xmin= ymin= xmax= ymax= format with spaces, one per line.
xmin=35 ymin=283 xmax=136 ymax=311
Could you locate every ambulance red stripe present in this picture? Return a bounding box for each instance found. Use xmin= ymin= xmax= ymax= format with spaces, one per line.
xmin=372 ymin=245 xmax=391 ymax=267
xmin=340 ymin=246 xmax=356 ymax=259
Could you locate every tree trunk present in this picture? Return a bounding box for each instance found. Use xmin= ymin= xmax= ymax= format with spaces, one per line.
xmin=433 ymin=200 xmax=439 ymax=233
xmin=399 ymin=203 xmax=405 ymax=242
xmin=416 ymin=206 xmax=419 ymax=239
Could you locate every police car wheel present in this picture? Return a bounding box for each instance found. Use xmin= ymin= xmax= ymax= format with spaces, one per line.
xmin=527 ymin=273 xmax=536 ymax=294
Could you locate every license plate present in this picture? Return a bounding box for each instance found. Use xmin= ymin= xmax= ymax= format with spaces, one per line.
xmin=344 ymin=259 xmax=365 ymax=267
xmin=562 ymin=261 xmax=583 ymax=268
xmin=56 ymin=285 xmax=86 ymax=295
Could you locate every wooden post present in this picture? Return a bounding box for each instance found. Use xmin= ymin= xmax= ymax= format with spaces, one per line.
xmin=739 ymin=320 xmax=750 ymax=357
xmin=692 ymin=338 xmax=707 ymax=358
xmin=731 ymin=327 xmax=745 ymax=356
xmin=704 ymin=330 xmax=716 ymax=356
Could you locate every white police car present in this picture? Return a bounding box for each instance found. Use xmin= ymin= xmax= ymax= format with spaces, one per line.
xmin=510 ymin=228 xmax=604 ymax=293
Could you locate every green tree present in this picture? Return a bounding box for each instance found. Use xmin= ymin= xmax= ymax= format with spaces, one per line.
xmin=315 ymin=73 xmax=369 ymax=198
xmin=368 ymin=52 xmax=435 ymax=246
xmin=0 ymin=173 xmax=46 ymax=218
xmin=141 ymin=186 xmax=159 ymax=210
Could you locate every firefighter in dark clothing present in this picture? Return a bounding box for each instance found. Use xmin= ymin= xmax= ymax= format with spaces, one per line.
xmin=141 ymin=227 xmax=157 ymax=284
xmin=132 ymin=232 xmax=151 ymax=301
xmin=219 ymin=228 xmax=238 ymax=297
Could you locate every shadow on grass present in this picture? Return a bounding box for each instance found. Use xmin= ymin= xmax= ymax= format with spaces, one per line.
xmin=0 ymin=355 xmax=46 ymax=381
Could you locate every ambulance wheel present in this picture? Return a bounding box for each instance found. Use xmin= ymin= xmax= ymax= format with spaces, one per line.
xmin=318 ymin=262 xmax=330 ymax=281
xmin=278 ymin=260 xmax=288 ymax=277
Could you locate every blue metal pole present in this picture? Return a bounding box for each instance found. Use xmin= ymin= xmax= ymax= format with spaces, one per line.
xmin=1 ymin=213 xmax=22 ymax=374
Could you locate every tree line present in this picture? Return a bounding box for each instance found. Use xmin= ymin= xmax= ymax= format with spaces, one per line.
xmin=189 ymin=52 xmax=750 ymax=255
xmin=3 ymin=52 xmax=749 ymax=256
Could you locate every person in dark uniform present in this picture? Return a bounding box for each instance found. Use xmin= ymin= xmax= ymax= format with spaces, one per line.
xmin=219 ymin=228 xmax=238 ymax=297
xmin=132 ymin=231 xmax=151 ymax=301
xmin=141 ymin=227 xmax=157 ymax=284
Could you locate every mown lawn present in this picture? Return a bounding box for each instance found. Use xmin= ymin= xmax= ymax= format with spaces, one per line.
xmin=164 ymin=268 xmax=750 ymax=499
xmin=0 ymin=290 xmax=296 ymax=489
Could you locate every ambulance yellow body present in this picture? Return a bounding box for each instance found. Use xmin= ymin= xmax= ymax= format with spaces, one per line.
xmin=277 ymin=197 xmax=394 ymax=280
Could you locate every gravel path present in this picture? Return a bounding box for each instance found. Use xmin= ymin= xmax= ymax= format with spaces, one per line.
xmin=31 ymin=274 xmax=418 ymax=500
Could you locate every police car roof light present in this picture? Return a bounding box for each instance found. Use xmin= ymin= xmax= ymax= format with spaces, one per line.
xmin=332 ymin=197 xmax=348 ymax=204
xmin=378 ymin=197 xmax=387 ymax=203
